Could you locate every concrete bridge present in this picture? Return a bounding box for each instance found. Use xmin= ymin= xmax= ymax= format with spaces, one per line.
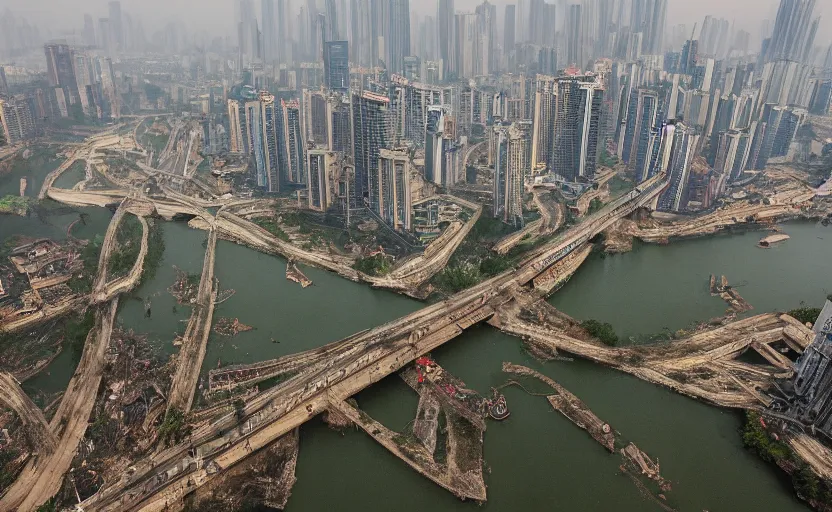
xmin=77 ymin=174 xmax=670 ymax=512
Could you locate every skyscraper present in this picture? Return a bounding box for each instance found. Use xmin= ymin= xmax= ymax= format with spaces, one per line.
xmin=108 ymin=2 xmax=123 ymax=51
xmin=262 ymin=93 xmax=282 ymax=192
xmin=262 ymin=0 xmax=277 ymax=63
xmin=0 ymin=96 xmax=37 ymax=145
xmin=504 ymin=5 xmax=516 ymax=63
xmin=325 ymin=0 xmax=339 ymax=41
xmin=567 ymin=4 xmax=583 ymax=67
xmin=0 ymin=67 xmax=8 ymax=97
xmin=387 ymin=0 xmax=411 ymax=74
xmin=552 ymin=76 xmax=604 ymax=182
xmin=83 ymin=14 xmax=96 ymax=47
xmin=530 ymin=75 xmax=557 ymax=171
xmin=281 ymin=99 xmax=305 ymax=184
xmin=622 ymin=89 xmax=660 ymax=183
xmin=658 ymin=122 xmax=699 ymax=212
xmin=351 ymin=90 xmax=394 ymax=210
xmin=44 ymin=43 xmax=80 ymax=108
xmin=245 ymin=99 xmax=268 ymax=189
xmin=475 ymin=1 xmax=497 ymax=76
xmin=307 ymin=149 xmax=339 ymax=210
xmin=324 ymin=41 xmax=349 ymax=90
xmin=438 ymin=0 xmax=455 ymax=76
xmin=493 ymin=121 xmax=530 ymax=226
xmin=378 ymin=148 xmax=412 ymax=230
xmin=765 ymin=0 xmax=817 ymax=63
xmin=227 ymin=99 xmax=246 ymax=153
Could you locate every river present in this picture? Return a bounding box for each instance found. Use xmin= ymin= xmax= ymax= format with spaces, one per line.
xmin=10 ymin=210 xmax=832 ymax=510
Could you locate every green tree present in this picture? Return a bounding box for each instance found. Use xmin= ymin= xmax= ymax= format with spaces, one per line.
xmin=581 ymin=319 xmax=619 ymax=346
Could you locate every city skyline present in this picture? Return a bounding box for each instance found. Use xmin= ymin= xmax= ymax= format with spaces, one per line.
xmin=2 ymin=0 xmax=830 ymax=48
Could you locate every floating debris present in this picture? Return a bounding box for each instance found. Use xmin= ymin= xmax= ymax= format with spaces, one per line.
xmin=709 ymin=275 xmax=753 ymax=313
xmin=285 ymin=261 xmax=312 ymax=288
xmin=213 ymin=317 xmax=254 ymax=337
xmin=503 ymin=363 xmax=614 ymax=452
xmin=168 ymin=266 xmax=199 ymax=304
xmin=758 ymin=233 xmax=790 ymax=248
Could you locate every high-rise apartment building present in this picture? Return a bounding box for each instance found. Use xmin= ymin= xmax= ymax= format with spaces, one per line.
xmin=227 ymin=99 xmax=246 ymax=153
xmin=245 ymin=99 xmax=268 ymax=189
xmin=0 ymin=67 xmax=8 ymax=97
xmin=621 ymin=88 xmax=660 ymax=183
xmin=504 ymin=5 xmax=516 ymax=69
xmin=714 ymin=127 xmax=754 ymax=182
xmin=658 ymin=122 xmax=699 ymax=212
xmin=262 ymin=0 xmax=277 ymax=63
xmin=83 ymin=14 xmax=96 ymax=47
xmin=44 ymin=43 xmax=81 ymax=110
xmin=108 ymin=1 xmax=123 ymax=51
xmin=0 ymin=96 xmax=37 ymax=145
xmin=307 ymin=149 xmax=340 ymax=210
xmin=262 ymin=93 xmax=282 ymax=192
xmin=493 ymin=121 xmax=530 ymax=226
xmin=378 ymin=148 xmax=412 ymax=231
xmin=765 ymin=0 xmax=817 ymax=63
xmin=324 ymin=41 xmax=349 ymax=91
xmin=530 ymin=75 xmax=557 ymax=171
xmin=387 ymin=0 xmax=411 ymax=74
xmin=552 ymin=76 xmax=604 ymax=182
xmin=567 ymin=5 xmax=583 ymax=67
xmin=351 ymin=90 xmax=394 ymax=210
xmin=438 ymin=0 xmax=455 ymax=76
xmin=281 ymin=99 xmax=305 ymax=184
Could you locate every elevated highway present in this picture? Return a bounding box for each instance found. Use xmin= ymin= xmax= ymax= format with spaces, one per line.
xmin=166 ymin=226 xmax=218 ymax=414
xmin=0 ymin=300 xmax=119 ymax=512
xmin=78 ymin=174 xmax=669 ymax=512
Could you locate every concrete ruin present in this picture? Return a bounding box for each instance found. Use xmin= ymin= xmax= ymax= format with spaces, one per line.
xmin=777 ymin=301 xmax=832 ymax=438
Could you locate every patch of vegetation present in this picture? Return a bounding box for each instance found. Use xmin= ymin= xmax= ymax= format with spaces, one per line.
xmin=253 ymin=218 xmax=290 ymax=242
xmin=354 ymin=253 xmax=394 ymax=277
xmin=434 ymin=263 xmax=482 ymax=293
xmin=741 ymin=412 xmax=832 ymax=504
xmin=587 ymin=198 xmax=604 ymax=215
xmin=141 ymin=220 xmax=165 ymax=284
xmin=158 ymin=407 xmax=191 ymax=446
xmin=68 ymin=234 xmax=104 ymax=294
xmin=107 ymin=216 xmax=143 ymax=279
xmin=0 ymin=447 xmax=22 ymax=492
xmin=599 ymin=149 xmax=619 ymax=168
xmin=581 ymin=319 xmax=619 ymax=346
xmin=788 ymin=307 xmax=823 ymax=326
xmin=65 ymin=309 xmax=95 ymax=357
xmin=0 ymin=195 xmax=31 ymax=215
xmin=35 ymin=499 xmax=58 ymax=512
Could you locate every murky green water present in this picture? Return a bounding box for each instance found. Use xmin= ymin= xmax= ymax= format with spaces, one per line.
xmin=7 ymin=196 xmax=831 ymax=510
xmin=0 ymin=145 xmax=62 ymax=198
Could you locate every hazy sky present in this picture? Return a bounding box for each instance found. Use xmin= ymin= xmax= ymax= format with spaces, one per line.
xmin=3 ymin=0 xmax=830 ymax=47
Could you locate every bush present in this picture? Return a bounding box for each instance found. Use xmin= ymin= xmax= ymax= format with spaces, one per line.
xmin=353 ymin=254 xmax=393 ymax=277
xmin=581 ymin=319 xmax=619 ymax=346
xmin=158 ymin=407 xmax=190 ymax=446
xmin=435 ymin=264 xmax=482 ymax=293
xmin=788 ymin=307 xmax=822 ymax=326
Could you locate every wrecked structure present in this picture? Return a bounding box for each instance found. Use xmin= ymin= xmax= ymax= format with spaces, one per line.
xmin=778 ymin=301 xmax=832 ymax=438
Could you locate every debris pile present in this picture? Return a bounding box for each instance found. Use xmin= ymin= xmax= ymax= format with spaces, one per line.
xmin=168 ymin=266 xmax=200 ymax=304
xmin=213 ymin=318 xmax=254 ymax=337
xmin=285 ymin=261 xmax=312 ymax=288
